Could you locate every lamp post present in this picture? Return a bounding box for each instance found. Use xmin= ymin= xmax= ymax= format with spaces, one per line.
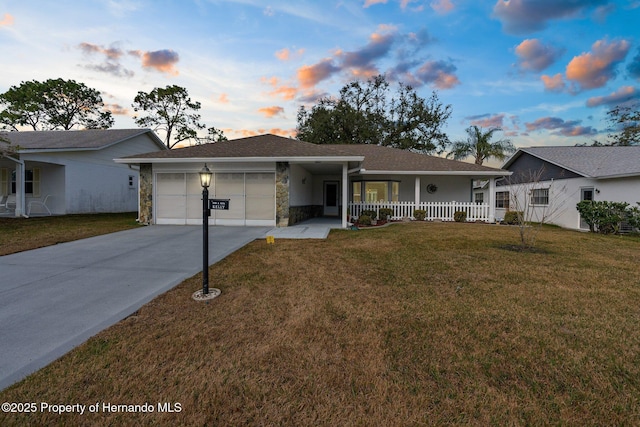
xmin=199 ymin=164 xmax=213 ymax=295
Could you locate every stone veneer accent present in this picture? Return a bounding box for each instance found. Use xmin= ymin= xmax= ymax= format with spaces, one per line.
xmin=139 ymin=163 xmax=153 ymax=225
xmin=275 ymin=162 xmax=290 ymax=227
xmin=289 ymin=205 xmax=323 ymax=225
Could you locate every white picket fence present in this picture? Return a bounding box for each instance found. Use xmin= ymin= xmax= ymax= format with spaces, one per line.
xmin=348 ymin=201 xmax=491 ymax=222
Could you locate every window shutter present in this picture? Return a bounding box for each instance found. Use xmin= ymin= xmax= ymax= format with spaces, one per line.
xmin=32 ymin=168 xmax=41 ymax=197
xmin=0 ymin=168 xmax=7 ymax=196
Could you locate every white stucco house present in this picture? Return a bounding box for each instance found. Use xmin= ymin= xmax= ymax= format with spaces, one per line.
xmin=116 ymin=134 xmax=510 ymax=227
xmin=0 ymin=129 xmax=166 ymax=217
xmin=496 ymin=146 xmax=640 ymax=230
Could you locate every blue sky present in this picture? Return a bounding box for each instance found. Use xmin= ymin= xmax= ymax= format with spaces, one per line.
xmin=1 ymin=0 xmax=639 ymax=156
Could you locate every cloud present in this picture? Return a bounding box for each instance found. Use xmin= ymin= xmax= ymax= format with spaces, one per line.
xmin=565 ymin=39 xmax=630 ymax=91
xmin=541 ymin=73 xmax=566 ymax=92
xmin=217 ymin=93 xmax=229 ymax=104
xmin=104 ymin=103 xmax=130 ymax=115
xmin=339 ymin=26 xmax=397 ymax=74
xmin=235 ymin=128 xmax=296 ymax=138
xmin=130 ymin=49 xmax=180 ymax=76
xmin=414 ymin=60 xmax=460 ymax=89
xmin=0 ymin=13 xmax=14 ymax=26
xmin=258 ymin=106 xmax=285 ymax=118
xmin=586 ymin=86 xmax=640 ymax=107
xmin=628 ymin=48 xmax=640 ymax=80
xmin=363 ymin=0 xmax=387 ymax=7
xmin=492 ymin=0 xmax=611 ymax=35
xmin=430 ymin=0 xmax=454 ymax=14
xmin=525 ymin=116 xmax=597 ymax=136
xmin=514 ymin=39 xmax=564 ymax=72
xmin=297 ymin=58 xmax=340 ymax=89
xmin=275 ymin=47 xmax=304 ymax=61
xmin=467 ymin=113 xmax=506 ymax=128
xmin=78 ymin=42 xmax=134 ymax=77
xmin=261 ymin=76 xmax=298 ymax=100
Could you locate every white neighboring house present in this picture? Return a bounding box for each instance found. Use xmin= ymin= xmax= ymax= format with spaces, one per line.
xmin=496 ymin=146 xmax=640 ymax=230
xmin=0 ymin=129 xmax=166 ymax=217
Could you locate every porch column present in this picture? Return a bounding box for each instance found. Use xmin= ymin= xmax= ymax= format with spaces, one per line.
xmin=414 ymin=176 xmax=421 ymax=206
xmin=488 ymin=177 xmax=496 ymax=223
xmin=14 ymin=161 xmax=24 ymax=217
xmin=341 ymin=162 xmax=348 ymax=229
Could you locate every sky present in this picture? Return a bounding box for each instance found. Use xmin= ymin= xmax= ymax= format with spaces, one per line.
xmin=0 ymin=0 xmax=639 ymax=158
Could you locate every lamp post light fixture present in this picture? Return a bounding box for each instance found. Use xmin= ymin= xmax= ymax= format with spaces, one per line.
xmin=199 ymin=164 xmax=213 ymax=295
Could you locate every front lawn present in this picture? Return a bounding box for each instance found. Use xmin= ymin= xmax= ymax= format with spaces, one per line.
xmin=0 ymin=213 xmax=140 ymax=256
xmin=1 ymin=222 xmax=639 ymax=425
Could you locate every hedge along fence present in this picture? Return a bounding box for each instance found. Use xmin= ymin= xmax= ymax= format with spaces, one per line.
xmin=576 ymin=200 xmax=640 ymax=234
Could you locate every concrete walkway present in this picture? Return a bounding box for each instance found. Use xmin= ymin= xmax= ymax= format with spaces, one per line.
xmin=0 ymin=225 xmax=270 ymax=391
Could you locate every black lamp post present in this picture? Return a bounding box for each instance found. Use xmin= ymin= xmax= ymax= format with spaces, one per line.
xmin=199 ymin=164 xmax=213 ymax=295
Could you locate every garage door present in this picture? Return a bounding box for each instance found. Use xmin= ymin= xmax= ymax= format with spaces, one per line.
xmin=155 ymin=172 xmax=275 ymax=225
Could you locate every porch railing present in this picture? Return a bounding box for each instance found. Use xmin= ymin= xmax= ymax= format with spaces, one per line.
xmin=348 ymin=201 xmax=491 ymax=222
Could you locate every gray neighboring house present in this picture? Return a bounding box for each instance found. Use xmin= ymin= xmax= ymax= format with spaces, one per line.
xmin=497 ymin=146 xmax=640 ymax=230
xmin=0 ymin=129 xmax=166 ymax=217
xmin=116 ymin=133 xmax=510 ymax=228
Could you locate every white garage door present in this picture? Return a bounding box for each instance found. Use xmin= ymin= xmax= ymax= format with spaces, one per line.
xmin=155 ymin=172 xmax=275 ymax=225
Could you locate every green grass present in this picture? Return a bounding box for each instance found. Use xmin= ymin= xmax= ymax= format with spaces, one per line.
xmin=1 ymin=222 xmax=639 ymax=425
xmin=0 ymin=212 xmax=140 ymax=255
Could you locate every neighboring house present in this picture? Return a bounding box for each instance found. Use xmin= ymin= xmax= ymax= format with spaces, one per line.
xmin=115 ymin=134 xmax=510 ymax=227
xmin=497 ymin=146 xmax=640 ymax=230
xmin=0 ymin=129 xmax=166 ymax=217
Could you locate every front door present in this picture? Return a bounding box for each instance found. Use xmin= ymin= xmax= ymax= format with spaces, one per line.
xmin=579 ymin=187 xmax=594 ymax=229
xmin=323 ymin=181 xmax=339 ymax=216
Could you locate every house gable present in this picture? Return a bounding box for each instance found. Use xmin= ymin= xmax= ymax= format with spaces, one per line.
xmin=500 ymin=151 xmax=582 ymax=185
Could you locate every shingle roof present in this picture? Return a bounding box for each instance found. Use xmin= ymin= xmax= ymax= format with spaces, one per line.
xmin=507 ymin=146 xmax=640 ymax=178
xmin=123 ymin=133 xmax=355 ymax=159
xmin=1 ymin=129 xmax=164 ymax=151
xmin=332 ymin=144 xmax=506 ymax=173
xmin=121 ymin=133 xmax=507 ymax=175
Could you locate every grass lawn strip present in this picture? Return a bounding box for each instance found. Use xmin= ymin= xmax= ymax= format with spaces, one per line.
xmin=1 ymin=222 xmax=639 ymax=425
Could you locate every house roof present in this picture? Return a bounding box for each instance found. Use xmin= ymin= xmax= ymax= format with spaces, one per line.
xmin=331 ymin=144 xmax=507 ymax=175
xmin=1 ymin=129 xmax=166 ymax=152
xmin=120 ymin=133 xmax=357 ymax=160
xmin=118 ymin=133 xmax=508 ymax=176
xmin=503 ymin=146 xmax=640 ymax=179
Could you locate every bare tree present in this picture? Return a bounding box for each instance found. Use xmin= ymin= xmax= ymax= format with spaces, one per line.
xmin=501 ymin=167 xmax=567 ymax=250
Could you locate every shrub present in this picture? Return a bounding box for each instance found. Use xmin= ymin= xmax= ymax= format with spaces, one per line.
xmin=453 ymin=211 xmax=467 ymax=222
xmin=379 ymin=208 xmax=393 ymax=220
xmin=413 ymin=209 xmax=426 ymax=221
xmin=358 ymin=214 xmax=372 ymax=226
xmin=503 ymin=211 xmax=522 ymax=225
xmin=576 ymin=200 xmax=637 ymax=234
xmin=361 ymin=209 xmax=377 ymax=220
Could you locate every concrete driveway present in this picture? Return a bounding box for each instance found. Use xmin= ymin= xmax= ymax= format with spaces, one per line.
xmin=0 ymin=225 xmax=270 ymax=391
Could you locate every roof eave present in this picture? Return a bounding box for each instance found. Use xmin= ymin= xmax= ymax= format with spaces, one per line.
xmin=357 ymin=170 xmax=511 ymax=176
xmin=115 ymin=155 xmax=364 ymax=164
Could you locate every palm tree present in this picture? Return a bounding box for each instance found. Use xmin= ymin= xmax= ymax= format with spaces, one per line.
xmin=447 ymin=125 xmax=515 ymax=165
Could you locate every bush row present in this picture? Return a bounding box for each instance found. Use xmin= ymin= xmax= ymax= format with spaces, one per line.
xmin=576 ymin=200 xmax=640 ymax=234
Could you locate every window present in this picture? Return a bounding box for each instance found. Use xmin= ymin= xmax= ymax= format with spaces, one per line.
xmin=11 ymin=169 xmax=39 ymax=195
xmin=352 ymin=181 xmax=399 ymax=203
xmin=474 ymin=192 xmax=484 ymax=204
xmin=531 ymin=188 xmax=549 ymax=205
xmin=496 ymin=191 xmax=509 ymax=209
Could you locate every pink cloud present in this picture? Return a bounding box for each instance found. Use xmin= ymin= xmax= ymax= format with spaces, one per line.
xmin=541 ymin=73 xmax=566 ymax=92
xmin=515 ymin=39 xmax=563 ymax=72
xmin=586 ymin=86 xmax=640 ymax=107
xmin=104 ymin=103 xmax=129 ymax=116
xmin=262 ymin=76 xmax=298 ymax=101
xmin=78 ymin=42 xmax=123 ymax=60
xmin=565 ymin=39 xmax=630 ymax=91
xmin=217 ymin=93 xmax=229 ymax=104
xmin=525 ymin=116 xmax=597 ymax=136
xmin=415 ymin=60 xmax=460 ymax=89
xmin=258 ymin=106 xmax=285 ymax=118
xmin=297 ymin=58 xmax=340 ymax=89
xmin=275 ymin=47 xmax=304 ymax=61
xmin=130 ymin=49 xmax=180 ymax=76
xmin=363 ymin=0 xmax=387 ymax=7
xmin=0 ymin=13 xmax=14 ymax=26
xmin=469 ymin=114 xmax=506 ymax=128
xmin=430 ymin=0 xmax=454 ymax=14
